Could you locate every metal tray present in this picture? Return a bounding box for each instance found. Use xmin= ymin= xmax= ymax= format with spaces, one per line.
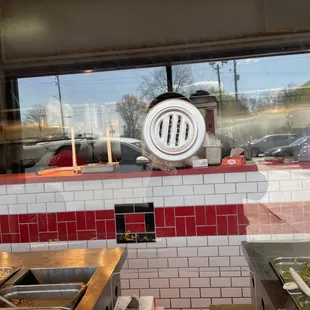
xmin=271 ymin=257 xmax=310 ymax=282
xmin=0 ymin=268 xmax=20 ymax=287
xmin=271 ymin=257 xmax=310 ymax=310
xmin=0 ymin=283 xmax=87 ymax=309
xmin=12 ymin=267 xmax=97 ymax=285
xmin=295 ymin=295 xmax=310 ymax=310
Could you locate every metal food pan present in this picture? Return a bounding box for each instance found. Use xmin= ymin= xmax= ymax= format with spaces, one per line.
xmin=294 ymin=294 xmax=310 ymax=310
xmin=0 ymin=268 xmax=20 ymax=287
xmin=0 ymin=283 xmax=87 ymax=309
xmin=271 ymin=257 xmax=310 ymax=310
xmin=12 ymin=267 xmax=97 ymax=285
xmin=271 ymin=257 xmax=310 ymax=283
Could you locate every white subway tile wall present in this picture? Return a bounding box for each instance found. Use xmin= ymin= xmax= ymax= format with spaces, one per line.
xmin=119 ymin=237 xmax=249 ymax=310
xmin=4 ymin=235 xmax=278 ymax=309
xmin=25 ymin=183 xmax=44 ymax=194
xmin=225 ymin=173 xmax=246 ymax=183
xmin=4 ymin=168 xmax=310 ymax=309
xmin=44 ymin=182 xmax=64 ymax=192
xmin=7 ymin=184 xmax=25 ymax=194
xmin=0 ymin=205 xmax=8 ymax=215
xmin=1 ymin=168 xmax=309 ymax=213
xmin=183 ymin=175 xmax=203 ymax=185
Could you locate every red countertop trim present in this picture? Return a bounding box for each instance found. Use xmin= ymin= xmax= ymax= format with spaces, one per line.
xmin=1 ymin=162 xmax=310 ymax=185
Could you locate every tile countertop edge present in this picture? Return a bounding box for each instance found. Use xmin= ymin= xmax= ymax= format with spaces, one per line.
xmin=0 ymin=161 xmax=310 ymax=185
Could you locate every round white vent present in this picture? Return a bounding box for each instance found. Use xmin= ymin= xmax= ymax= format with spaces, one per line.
xmin=143 ymin=98 xmax=206 ymax=162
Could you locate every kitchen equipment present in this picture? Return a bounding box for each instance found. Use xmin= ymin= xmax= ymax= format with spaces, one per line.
xmin=205 ymin=146 xmax=222 ymax=165
xmin=12 ymin=267 xmax=96 ymax=285
xmin=284 ymin=281 xmax=301 ymax=290
xmin=0 ymin=283 xmax=87 ymax=309
xmin=0 ymin=268 xmax=20 ymax=287
xmin=289 ymin=267 xmax=310 ymax=297
xmin=271 ymin=257 xmax=310 ymax=310
xmin=0 ymin=295 xmax=16 ymax=307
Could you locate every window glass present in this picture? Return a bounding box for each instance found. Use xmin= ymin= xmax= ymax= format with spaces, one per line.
xmin=173 ymin=54 xmax=310 ymax=154
xmin=15 ymin=66 xmax=167 ymax=174
xmin=3 ymin=53 xmax=310 ymax=175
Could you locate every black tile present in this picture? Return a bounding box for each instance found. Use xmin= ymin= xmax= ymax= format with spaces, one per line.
xmin=115 ymin=204 xmax=134 ymax=214
xmin=115 ymin=215 xmax=125 ymax=234
xmin=134 ymin=203 xmax=154 ymax=213
xmin=145 ymin=213 xmax=155 ymax=232
xmin=137 ymin=233 xmax=156 ymax=243
xmin=117 ymin=233 xmax=136 ymax=244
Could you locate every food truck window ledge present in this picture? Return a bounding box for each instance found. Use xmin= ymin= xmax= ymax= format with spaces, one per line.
xmin=0 ymin=161 xmax=309 ymax=185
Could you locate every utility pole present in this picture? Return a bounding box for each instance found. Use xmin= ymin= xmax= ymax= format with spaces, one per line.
xmin=233 ymin=60 xmax=239 ymax=103
xmin=55 ymin=75 xmax=65 ymax=137
xmin=210 ymin=61 xmax=227 ymax=124
xmin=216 ymin=64 xmax=222 ymax=105
xmin=166 ymin=65 xmax=173 ymax=92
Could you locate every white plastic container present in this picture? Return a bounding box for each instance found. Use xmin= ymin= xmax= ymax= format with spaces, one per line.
xmin=205 ymin=146 xmax=222 ymax=165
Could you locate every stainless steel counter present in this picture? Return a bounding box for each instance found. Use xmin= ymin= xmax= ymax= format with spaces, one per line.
xmin=0 ymin=248 xmax=127 ymax=310
xmin=241 ymin=241 xmax=310 ymax=310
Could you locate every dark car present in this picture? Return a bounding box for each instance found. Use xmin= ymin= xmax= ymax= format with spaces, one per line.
xmin=263 ymin=136 xmax=310 ymax=161
xmin=298 ymin=144 xmax=310 ymax=162
xmin=249 ymin=134 xmax=297 ymax=157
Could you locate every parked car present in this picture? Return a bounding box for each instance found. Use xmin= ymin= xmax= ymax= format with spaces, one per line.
xmin=17 ymin=138 xmax=144 ymax=173
xmin=264 ymin=136 xmax=310 ymax=162
xmin=248 ymin=134 xmax=297 ymax=157
xmin=298 ymin=144 xmax=310 ymax=162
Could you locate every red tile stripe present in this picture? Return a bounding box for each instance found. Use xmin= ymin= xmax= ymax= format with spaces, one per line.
xmin=155 ymin=205 xmax=245 ymax=237
xmin=124 ymin=214 xmax=146 ymax=234
xmin=0 ymin=202 xmax=309 ymax=243
xmin=0 ymin=210 xmax=115 ymax=244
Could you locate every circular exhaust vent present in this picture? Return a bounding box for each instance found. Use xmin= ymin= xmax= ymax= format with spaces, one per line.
xmin=143 ymin=98 xmax=206 ymax=162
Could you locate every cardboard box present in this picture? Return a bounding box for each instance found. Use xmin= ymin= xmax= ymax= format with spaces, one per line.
xmin=210 ymin=304 xmax=253 ymax=310
xmin=221 ymin=155 xmax=245 ymax=166
xmin=221 ymin=147 xmax=245 ymax=166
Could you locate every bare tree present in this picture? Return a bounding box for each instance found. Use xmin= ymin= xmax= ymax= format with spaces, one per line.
xmin=23 ymin=104 xmax=61 ymax=137
xmin=24 ymin=105 xmax=48 ymax=131
xmin=116 ymin=94 xmax=147 ymax=138
xmin=244 ymin=91 xmax=277 ymax=113
xmin=139 ymin=65 xmax=193 ymax=100
xmin=277 ymin=83 xmax=297 ymax=108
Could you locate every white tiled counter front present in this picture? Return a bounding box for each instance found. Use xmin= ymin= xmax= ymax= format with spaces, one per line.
xmin=0 ymin=167 xmax=310 ymax=309
xmin=120 ymin=236 xmax=250 ymax=310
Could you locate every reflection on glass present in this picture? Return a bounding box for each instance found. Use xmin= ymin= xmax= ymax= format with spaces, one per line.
xmin=173 ymin=54 xmax=310 ymax=157
xmin=0 ymin=53 xmax=308 ymax=176
xmin=289 ymin=137 xmax=308 ymax=146
xmin=9 ymin=67 xmax=167 ymax=175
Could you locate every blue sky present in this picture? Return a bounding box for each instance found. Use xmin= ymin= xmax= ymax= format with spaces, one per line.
xmin=18 ymin=53 xmax=310 ymax=114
